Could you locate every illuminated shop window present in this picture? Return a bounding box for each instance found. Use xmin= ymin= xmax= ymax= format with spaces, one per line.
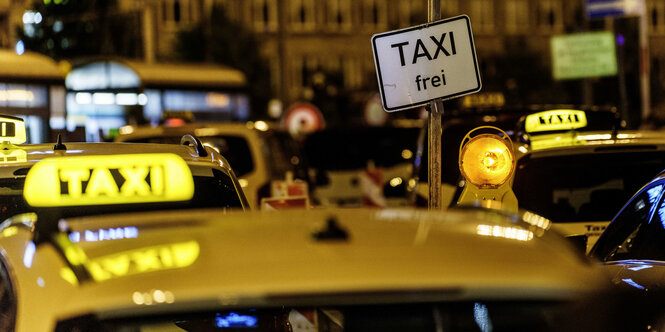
xmin=0 ymin=84 xmax=47 ymax=108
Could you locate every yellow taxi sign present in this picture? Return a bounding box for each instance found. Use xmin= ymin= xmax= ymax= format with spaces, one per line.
xmin=0 ymin=115 xmax=27 ymax=144
xmin=524 ymin=110 xmax=587 ymax=133
xmin=24 ymin=153 xmax=195 ymax=207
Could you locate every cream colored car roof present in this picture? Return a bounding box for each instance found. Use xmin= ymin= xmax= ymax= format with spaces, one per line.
xmin=0 ymin=142 xmax=236 ymax=177
xmin=51 ymin=207 xmax=608 ymax=321
xmin=113 ymin=122 xmax=274 ymax=142
xmin=517 ymin=130 xmax=665 ymax=158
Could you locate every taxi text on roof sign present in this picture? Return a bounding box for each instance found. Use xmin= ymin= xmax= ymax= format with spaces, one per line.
xmin=23 ymin=153 xmax=195 ymax=207
xmin=371 ymin=15 xmax=481 ymax=112
xmin=524 ymin=110 xmax=588 ymax=133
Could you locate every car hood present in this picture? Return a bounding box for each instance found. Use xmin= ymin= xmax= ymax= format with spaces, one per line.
xmin=53 ymin=208 xmax=609 ymax=321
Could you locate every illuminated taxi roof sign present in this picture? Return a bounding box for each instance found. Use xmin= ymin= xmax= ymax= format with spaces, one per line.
xmin=24 ymin=153 xmax=194 ymax=207
xmin=524 ymin=110 xmax=587 ymax=134
xmin=0 ymin=115 xmax=26 ymax=145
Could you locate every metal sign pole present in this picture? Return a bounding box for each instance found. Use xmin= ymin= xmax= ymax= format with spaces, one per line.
xmin=639 ymin=6 xmax=650 ymax=123
xmin=428 ymin=0 xmax=444 ymax=210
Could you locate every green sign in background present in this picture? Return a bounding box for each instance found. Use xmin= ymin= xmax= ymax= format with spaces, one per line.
xmin=550 ymin=31 xmax=618 ymax=80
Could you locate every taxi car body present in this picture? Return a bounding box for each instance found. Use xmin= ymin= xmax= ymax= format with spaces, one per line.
xmin=115 ymin=121 xmax=304 ymax=209
xmin=0 ymin=207 xmax=614 ymax=331
xmin=511 ymin=109 xmax=665 ymax=251
xmin=0 ymin=116 xmax=248 ymax=221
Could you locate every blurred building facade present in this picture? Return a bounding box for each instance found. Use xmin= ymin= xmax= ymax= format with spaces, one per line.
xmin=213 ymin=0 xmax=665 ymax=124
xmin=1 ymin=0 xmax=665 ymax=123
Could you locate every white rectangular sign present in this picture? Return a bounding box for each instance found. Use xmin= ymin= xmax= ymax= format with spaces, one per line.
xmin=371 ymin=15 xmax=481 ymax=112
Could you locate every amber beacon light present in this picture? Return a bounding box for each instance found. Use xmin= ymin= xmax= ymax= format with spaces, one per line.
xmin=457 ymin=126 xmax=518 ymax=213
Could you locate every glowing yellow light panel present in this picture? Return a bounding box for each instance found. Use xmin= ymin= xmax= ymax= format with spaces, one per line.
xmin=460 ymin=134 xmax=514 ymax=188
xmin=24 ymin=153 xmax=195 ymax=207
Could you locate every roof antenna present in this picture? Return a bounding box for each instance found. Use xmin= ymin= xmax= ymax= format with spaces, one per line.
xmin=53 ymin=134 xmax=67 ymax=151
xmin=312 ymin=216 xmax=349 ymax=241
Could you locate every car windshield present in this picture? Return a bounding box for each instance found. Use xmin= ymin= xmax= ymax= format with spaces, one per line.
xmin=56 ymin=301 xmax=596 ymax=331
xmin=513 ymin=149 xmax=665 ymax=222
xmin=0 ymin=165 xmax=243 ymax=221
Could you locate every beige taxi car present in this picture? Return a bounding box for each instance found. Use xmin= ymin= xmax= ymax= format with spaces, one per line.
xmin=0 ymin=203 xmax=615 ymax=331
xmin=511 ymin=109 xmax=665 ymax=251
xmin=115 ymin=121 xmax=304 ymax=209
xmin=0 ymin=115 xmax=249 ymax=223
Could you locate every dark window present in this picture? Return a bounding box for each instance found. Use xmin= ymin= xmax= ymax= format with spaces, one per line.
xmin=372 ymin=2 xmax=379 ymax=24
xmin=174 ymin=0 xmax=181 ymax=23
xmin=262 ymin=2 xmax=269 ymax=24
xmin=131 ymin=136 xmax=255 ymax=177
xmin=264 ymin=132 xmax=306 ymax=179
xmin=513 ymin=150 xmax=665 ymax=223
xmin=299 ymin=4 xmax=306 ymax=23
xmin=303 ymin=127 xmax=420 ymax=171
xmin=199 ymin=136 xmax=254 ymax=177
xmin=592 ymin=181 xmax=665 ymax=261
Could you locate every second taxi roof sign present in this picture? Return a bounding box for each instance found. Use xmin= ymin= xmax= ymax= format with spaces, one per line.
xmin=371 ymin=15 xmax=481 ymax=112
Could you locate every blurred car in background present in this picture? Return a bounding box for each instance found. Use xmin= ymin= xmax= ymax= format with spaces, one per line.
xmin=589 ymin=169 xmax=665 ymax=330
xmin=410 ymin=103 xmax=583 ymax=208
xmin=511 ymin=108 xmax=665 ymax=251
xmin=0 ymin=205 xmax=616 ymax=331
xmin=115 ymin=121 xmax=306 ymax=209
xmin=302 ymin=123 xmax=421 ymax=207
xmin=0 ymin=115 xmax=248 ymax=222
